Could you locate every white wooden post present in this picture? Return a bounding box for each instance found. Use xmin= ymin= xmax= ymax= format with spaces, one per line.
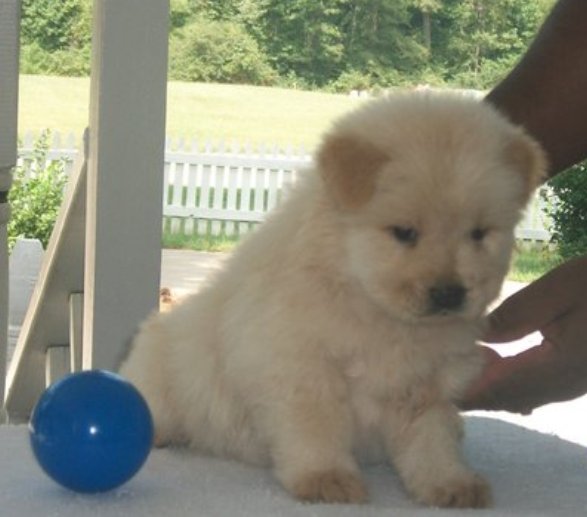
xmin=84 ymin=0 xmax=169 ymax=371
xmin=0 ymin=0 xmax=20 ymax=419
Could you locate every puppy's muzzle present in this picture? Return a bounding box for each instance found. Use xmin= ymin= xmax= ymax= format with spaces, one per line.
xmin=428 ymin=283 xmax=467 ymax=314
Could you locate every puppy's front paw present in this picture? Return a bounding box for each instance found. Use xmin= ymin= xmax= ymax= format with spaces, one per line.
xmin=416 ymin=473 xmax=491 ymax=508
xmin=288 ymin=469 xmax=368 ymax=504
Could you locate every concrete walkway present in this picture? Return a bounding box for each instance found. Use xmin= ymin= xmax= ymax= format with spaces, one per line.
xmin=160 ymin=249 xmax=228 ymax=297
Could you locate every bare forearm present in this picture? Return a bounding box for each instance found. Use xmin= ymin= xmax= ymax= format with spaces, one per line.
xmin=486 ymin=0 xmax=587 ymax=177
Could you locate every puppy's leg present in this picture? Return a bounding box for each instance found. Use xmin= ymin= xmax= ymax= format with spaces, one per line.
xmin=119 ymin=319 xmax=181 ymax=448
xmin=384 ymin=403 xmax=491 ymax=508
xmin=263 ymin=368 xmax=367 ymax=504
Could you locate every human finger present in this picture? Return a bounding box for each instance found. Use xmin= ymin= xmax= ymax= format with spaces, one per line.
xmin=485 ymin=261 xmax=579 ymax=343
xmin=464 ymin=336 xmax=587 ymax=413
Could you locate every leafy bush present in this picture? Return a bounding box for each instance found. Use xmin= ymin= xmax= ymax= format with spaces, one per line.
xmin=169 ymin=18 xmax=278 ymax=85
xmin=20 ymin=43 xmax=91 ymax=77
xmin=21 ymin=0 xmax=83 ymax=51
xmin=9 ymin=131 xmax=69 ymax=250
xmin=20 ymin=0 xmax=92 ymax=76
xmin=170 ymin=0 xmax=192 ymax=30
xmin=328 ymin=69 xmax=377 ymax=93
xmin=547 ymin=161 xmax=587 ymax=259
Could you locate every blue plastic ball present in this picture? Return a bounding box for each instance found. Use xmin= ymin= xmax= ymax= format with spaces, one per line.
xmin=29 ymin=370 xmax=153 ymax=493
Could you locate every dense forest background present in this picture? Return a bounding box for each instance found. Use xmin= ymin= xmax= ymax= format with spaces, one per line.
xmin=20 ymin=0 xmax=555 ymax=91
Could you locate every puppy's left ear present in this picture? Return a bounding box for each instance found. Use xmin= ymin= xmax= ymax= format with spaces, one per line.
xmin=504 ymin=130 xmax=548 ymax=203
xmin=317 ymin=134 xmax=388 ymax=210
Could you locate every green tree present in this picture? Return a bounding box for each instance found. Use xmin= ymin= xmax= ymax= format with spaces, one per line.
xmin=411 ymin=0 xmax=442 ymax=52
xmin=171 ymin=0 xmax=194 ymax=29
xmin=339 ymin=0 xmax=427 ymax=83
xmin=20 ymin=0 xmax=92 ymax=76
xmin=255 ymin=0 xmax=346 ymax=86
xmin=21 ymin=0 xmax=83 ymax=51
xmin=18 ymin=0 xmax=557 ymax=91
xmin=182 ymin=0 xmax=243 ymax=20
xmin=169 ymin=17 xmax=277 ymax=85
xmin=548 ymin=163 xmax=587 ymax=259
xmin=431 ymin=0 xmax=548 ymax=87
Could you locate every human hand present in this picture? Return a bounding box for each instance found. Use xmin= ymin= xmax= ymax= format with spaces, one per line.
xmin=461 ymin=254 xmax=587 ymax=414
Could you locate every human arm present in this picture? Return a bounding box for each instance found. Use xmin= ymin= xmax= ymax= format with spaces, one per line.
xmin=486 ymin=0 xmax=587 ymax=176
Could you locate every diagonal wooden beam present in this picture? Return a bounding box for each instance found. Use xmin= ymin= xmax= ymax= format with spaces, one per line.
xmin=5 ymin=135 xmax=88 ymax=422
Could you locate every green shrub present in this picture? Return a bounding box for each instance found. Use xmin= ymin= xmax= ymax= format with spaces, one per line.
xmin=21 ymin=0 xmax=83 ymax=52
xmin=169 ymin=18 xmax=278 ymax=85
xmin=20 ymin=0 xmax=91 ymax=76
xmin=9 ymin=130 xmax=69 ymax=250
xmin=547 ymin=161 xmax=587 ymax=259
xmin=328 ymin=69 xmax=376 ymax=93
xmin=20 ymin=43 xmax=91 ymax=76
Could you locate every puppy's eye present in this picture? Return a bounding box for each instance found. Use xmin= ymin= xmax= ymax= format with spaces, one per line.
xmin=389 ymin=225 xmax=419 ymax=245
xmin=470 ymin=227 xmax=488 ymax=242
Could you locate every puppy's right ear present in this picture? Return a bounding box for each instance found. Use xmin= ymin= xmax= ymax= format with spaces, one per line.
xmin=503 ymin=130 xmax=548 ymax=204
xmin=317 ymin=134 xmax=388 ymax=210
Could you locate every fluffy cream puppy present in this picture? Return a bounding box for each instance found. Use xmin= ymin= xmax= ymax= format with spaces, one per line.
xmin=120 ymin=92 xmax=545 ymax=508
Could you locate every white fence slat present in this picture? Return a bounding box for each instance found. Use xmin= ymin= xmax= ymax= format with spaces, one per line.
xmin=267 ymin=169 xmax=279 ymax=212
xmin=171 ymin=159 xmax=184 ymax=205
xmin=170 ymin=160 xmax=184 ymax=234
xmin=192 ymin=162 xmax=204 ymax=235
xmin=210 ymin=164 xmax=224 ymax=236
xmin=51 ymin=131 xmax=61 ymax=150
xmin=23 ymin=132 xmax=34 ymax=148
xmin=182 ymin=139 xmax=199 ymax=236
xmin=66 ymin=132 xmax=77 ymax=149
xmin=162 ymin=159 xmax=170 ymax=234
xmin=254 ymin=167 xmax=266 ymax=214
xmin=183 ymin=161 xmax=197 ymax=235
xmin=197 ymin=163 xmax=212 ymax=235
xmin=224 ymin=165 xmax=239 ymax=237
xmin=238 ymin=166 xmax=253 ymax=236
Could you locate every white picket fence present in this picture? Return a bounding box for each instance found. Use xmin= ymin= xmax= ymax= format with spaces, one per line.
xmin=163 ymin=139 xmax=310 ymax=237
xmin=16 ymin=131 xmax=552 ymax=242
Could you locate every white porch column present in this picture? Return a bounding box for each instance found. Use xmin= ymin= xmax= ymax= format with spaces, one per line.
xmin=84 ymin=0 xmax=169 ymax=370
xmin=0 ymin=0 xmax=20 ymax=413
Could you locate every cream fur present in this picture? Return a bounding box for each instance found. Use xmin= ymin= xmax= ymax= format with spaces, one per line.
xmin=119 ymin=92 xmax=546 ymax=508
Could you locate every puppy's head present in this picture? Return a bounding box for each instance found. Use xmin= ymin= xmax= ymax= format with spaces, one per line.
xmin=317 ymin=92 xmax=546 ymax=323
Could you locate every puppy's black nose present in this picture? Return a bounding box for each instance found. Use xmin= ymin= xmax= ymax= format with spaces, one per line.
xmin=429 ymin=283 xmax=466 ymax=313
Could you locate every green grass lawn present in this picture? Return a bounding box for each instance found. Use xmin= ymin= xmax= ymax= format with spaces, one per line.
xmin=19 ymin=74 xmax=361 ymax=150
xmin=509 ymin=245 xmax=562 ymax=283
